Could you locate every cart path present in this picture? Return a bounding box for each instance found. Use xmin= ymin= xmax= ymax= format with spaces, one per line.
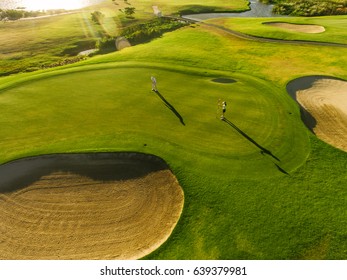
xmin=179 ymin=16 xmax=347 ymax=48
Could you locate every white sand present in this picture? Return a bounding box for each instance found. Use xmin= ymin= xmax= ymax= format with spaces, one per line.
xmin=297 ymin=78 xmax=347 ymax=152
xmin=264 ymin=22 xmax=325 ymax=33
xmin=0 ymin=169 xmax=184 ymax=259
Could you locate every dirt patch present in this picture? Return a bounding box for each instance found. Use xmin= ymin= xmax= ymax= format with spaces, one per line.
xmin=287 ymin=76 xmax=347 ymax=152
xmin=263 ymin=22 xmax=325 ymax=33
xmin=0 ymin=153 xmax=184 ymax=260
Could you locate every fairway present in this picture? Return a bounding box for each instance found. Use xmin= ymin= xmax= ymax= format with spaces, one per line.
xmin=209 ymin=16 xmax=347 ymax=44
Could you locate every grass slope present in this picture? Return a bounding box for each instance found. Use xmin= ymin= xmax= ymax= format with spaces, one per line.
xmin=74 ymin=24 xmax=347 ymax=85
xmin=0 ymin=20 xmax=346 ymax=259
xmin=0 ymin=12 xmax=107 ymax=75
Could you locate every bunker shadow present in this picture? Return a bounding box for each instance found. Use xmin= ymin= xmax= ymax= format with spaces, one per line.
xmin=155 ymin=90 xmax=185 ymax=126
xmin=223 ymin=118 xmax=280 ymax=162
xmin=286 ymin=75 xmax=345 ymax=134
xmin=0 ymin=153 xmax=168 ymax=193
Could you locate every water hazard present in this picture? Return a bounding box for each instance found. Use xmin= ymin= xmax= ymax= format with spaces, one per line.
xmin=183 ymin=0 xmax=282 ymax=21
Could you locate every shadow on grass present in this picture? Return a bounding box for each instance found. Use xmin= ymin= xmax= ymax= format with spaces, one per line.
xmin=222 ymin=118 xmax=280 ymax=162
xmin=275 ymin=163 xmax=289 ymax=175
xmin=155 ymin=90 xmax=185 ymax=126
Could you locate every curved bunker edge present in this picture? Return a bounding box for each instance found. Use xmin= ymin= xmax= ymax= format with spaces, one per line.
xmin=262 ymin=22 xmax=326 ymax=33
xmin=0 ymin=152 xmax=171 ymax=193
xmin=286 ymin=75 xmax=345 ymax=133
xmin=0 ymin=152 xmax=185 ymax=260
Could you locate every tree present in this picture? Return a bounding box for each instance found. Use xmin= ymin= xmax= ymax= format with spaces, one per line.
xmin=91 ymin=11 xmax=105 ymax=25
xmin=124 ymin=7 xmax=135 ymax=18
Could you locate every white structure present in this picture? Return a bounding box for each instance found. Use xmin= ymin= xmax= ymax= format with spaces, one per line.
xmin=152 ymin=6 xmax=162 ymax=17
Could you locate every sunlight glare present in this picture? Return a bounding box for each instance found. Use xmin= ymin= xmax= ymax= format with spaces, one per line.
xmin=22 ymin=0 xmax=86 ymax=11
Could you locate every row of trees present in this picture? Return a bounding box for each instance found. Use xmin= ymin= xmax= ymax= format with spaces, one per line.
xmin=119 ymin=17 xmax=188 ymax=45
xmin=94 ymin=18 xmax=188 ymax=53
xmin=261 ymin=0 xmax=347 ymax=16
xmin=0 ymin=9 xmax=67 ymax=21
xmin=91 ymin=6 xmax=135 ymax=25
xmin=0 ymin=9 xmax=44 ymax=20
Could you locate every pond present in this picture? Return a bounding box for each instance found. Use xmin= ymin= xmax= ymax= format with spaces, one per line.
xmin=183 ymin=0 xmax=282 ymax=21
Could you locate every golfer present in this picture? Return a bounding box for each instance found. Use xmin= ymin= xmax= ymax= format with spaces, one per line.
xmin=221 ymin=101 xmax=227 ymax=120
xmin=151 ymin=76 xmax=157 ymax=92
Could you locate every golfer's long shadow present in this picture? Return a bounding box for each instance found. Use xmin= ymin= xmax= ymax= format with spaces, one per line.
xmin=223 ymin=118 xmax=280 ymax=162
xmin=155 ymin=90 xmax=185 ymax=126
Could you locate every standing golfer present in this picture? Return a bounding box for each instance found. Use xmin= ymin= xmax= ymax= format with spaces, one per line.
xmin=151 ymin=76 xmax=157 ymax=92
xmin=221 ymin=101 xmax=227 ymax=120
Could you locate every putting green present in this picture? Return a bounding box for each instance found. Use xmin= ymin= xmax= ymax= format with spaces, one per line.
xmin=0 ymin=64 xmax=309 ymax=178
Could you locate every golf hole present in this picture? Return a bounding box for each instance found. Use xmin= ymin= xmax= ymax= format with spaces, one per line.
xmin=211 ymin=78 xmax=237 ymax=84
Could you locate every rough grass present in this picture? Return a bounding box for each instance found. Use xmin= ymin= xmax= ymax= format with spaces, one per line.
xmin=0 ymin=0 xmax=249 ymax=76
xmin=0 ymin=12 xmax=107 ymax=76
xmin=149 ymin=134 xmax=347 ymax=259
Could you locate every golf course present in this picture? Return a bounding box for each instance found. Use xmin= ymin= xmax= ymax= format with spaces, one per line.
xmin=0 ymin=0 xmax=346 ymax=260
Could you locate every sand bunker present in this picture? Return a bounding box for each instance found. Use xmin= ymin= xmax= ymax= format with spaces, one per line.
xmin=287 ymin=76 xmax=347 ymax=152
xmin=152 ymin=6 xmax=162 ymax=17
xmin=263 ymin=22 xmax=325 ymax=33
xmin=0 ymin=153 xmax=184 ymax=260
xmin=115 ymin=37 xmax=131 ymax=51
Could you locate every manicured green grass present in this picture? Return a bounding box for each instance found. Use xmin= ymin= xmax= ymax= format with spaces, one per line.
xmin=0 ymin=62 xmax=308 ymax=177
xmin=0 ymin=14 xmax=347 ymax=260
xmin=208 ymin=16 xmax=347 ymax=44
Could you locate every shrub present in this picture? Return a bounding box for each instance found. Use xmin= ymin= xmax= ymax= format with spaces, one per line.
xmin=261 ymin=0 xmax=347 ymax=16
xmin=95 ymin=36 xmax=116 ymax=53
xmin=0 ymin=9 xmax=46 ymax=21
xmin=120 ymin=17 xmax=188 ymax=45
